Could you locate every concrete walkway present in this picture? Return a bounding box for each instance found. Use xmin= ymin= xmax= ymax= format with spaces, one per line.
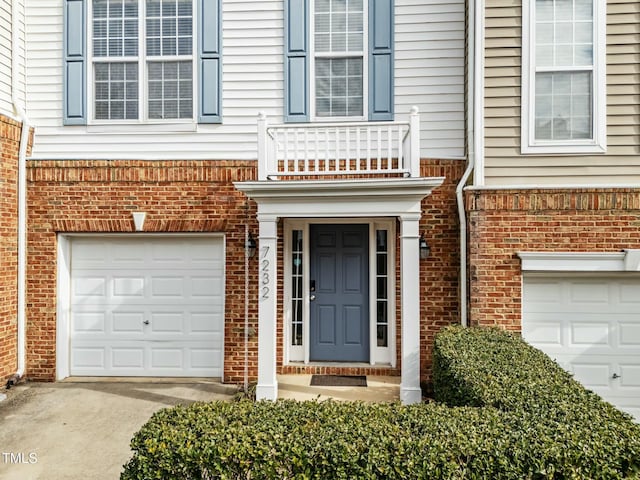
xmin=0 ymin=380 xmax=236 ymax=480
xmin=0 ymin=376 xmax=399 ymax=479
xmin=277 ymin=374 xmax=400 ymax=402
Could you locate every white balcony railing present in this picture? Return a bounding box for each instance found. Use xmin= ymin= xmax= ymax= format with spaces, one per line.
xmin=257 ymin=107 xmax=421 ymax=180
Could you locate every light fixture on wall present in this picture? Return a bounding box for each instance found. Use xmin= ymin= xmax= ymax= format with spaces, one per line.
xmin=246 ymin=232 xmax=257 ymax=258
xmin=132 ymin=212 xmax=147 ymax=232
xmin=419 ymin=234 xmax=430 ymax=260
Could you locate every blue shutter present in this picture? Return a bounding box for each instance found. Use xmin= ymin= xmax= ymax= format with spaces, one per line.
xmin=198 ymin=0 xmax=222 ymax=123
xmin=284 ymin=0 xmax=309 ymax=122
xmin=63 ymin=0 xmax=86 ymax=125
xmin=368 ymin=0 xmax=394 ymax=121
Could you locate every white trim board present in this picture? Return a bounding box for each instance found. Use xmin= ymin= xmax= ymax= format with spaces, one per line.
xmin=518 ymin=250 xmax=640 ymax=273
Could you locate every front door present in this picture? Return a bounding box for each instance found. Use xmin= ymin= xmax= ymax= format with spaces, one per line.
xmin=310 ymin=224 xmax=369 ymax=362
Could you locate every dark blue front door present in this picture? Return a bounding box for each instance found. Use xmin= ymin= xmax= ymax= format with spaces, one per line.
xmin=310 ymin=224 xmax=369 ymax=362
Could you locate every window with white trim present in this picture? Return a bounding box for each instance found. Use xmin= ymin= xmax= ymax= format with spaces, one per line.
xmin=521 ymin=0 xmax=606 ymax=154
xmin=312 ymin=0 xmax=365 ymax=119
xmin=283 ymin=0 xmax=393 ymax=123
xmin=91 ymin=0 xmax=194 ymax=121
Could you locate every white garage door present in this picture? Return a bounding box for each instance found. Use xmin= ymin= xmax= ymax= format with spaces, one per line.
xmin=523 ymin=276 xmax=640 ymax=421
xmin=69 ymin=236 xmax=224 ymax=377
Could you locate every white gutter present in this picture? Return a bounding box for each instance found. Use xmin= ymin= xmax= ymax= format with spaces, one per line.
xmin=10 ymin=0 xmax=29 ymax=383
xmin=455 ymin=0 xmax=484 ymax=327
xmin=468 ymin=183 xmax=640 ymax=190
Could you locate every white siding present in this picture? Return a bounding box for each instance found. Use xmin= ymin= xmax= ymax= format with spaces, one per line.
xmin=483 ymin=0 xmax=640 ymax=185
xmin=0 ymin=0 xmax=26 ymax=117
xmin=26 ymin=0 xmax=465 ymax=161
xmin=395 ymin=0 xmax=465 ymax=159
xmin=0 ymin=0 xmax=12 ymax=115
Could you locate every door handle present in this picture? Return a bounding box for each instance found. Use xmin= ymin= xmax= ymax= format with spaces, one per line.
xmin=612 ymin=373 xmax=620 ymax=379
xmin=143 ymin=320 xmax=150 ymax=325
xmin=309 ymin=294 xmax=316 ymax=301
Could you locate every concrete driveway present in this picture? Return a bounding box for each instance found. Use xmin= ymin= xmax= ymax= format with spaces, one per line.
xmin=0 ymin=380 xmax=236 ymax=480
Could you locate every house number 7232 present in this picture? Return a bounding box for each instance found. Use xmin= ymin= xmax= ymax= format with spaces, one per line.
xmin=260 ymin=246 xmax=270 ymax=301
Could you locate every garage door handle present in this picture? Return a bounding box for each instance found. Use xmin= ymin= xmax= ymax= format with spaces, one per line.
xmin=143 ymin=320 xmax=150 ymax=325
xmin=612 ymin=373 xmax=620 ymax=379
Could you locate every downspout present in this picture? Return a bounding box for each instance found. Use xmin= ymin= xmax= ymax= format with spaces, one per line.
xmin=456 ymin=0 xmax=483 ymax=327
xmin=9 ymin=0 xmax=30 ymax=385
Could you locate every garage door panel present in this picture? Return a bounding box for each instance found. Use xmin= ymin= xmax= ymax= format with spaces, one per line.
xmin=151 ymin=277 xmax=185 ymax=297
xmin=72 ymin=242 xmax=108 ymax=265
xmin=620 ymin=365 xmax=640 ymax=388
xmin=571 ymin=363 xmax=611 ymax=388
xmin=151 ymin=348 xmax=184 ymax=369
xmin=523 ymin=280 xmax=563 ymax=303
xmin=191 ymin=276 xmax=223 ymax=298
xmin=73 ymin=277 xmax=107 ymax=298
xmin=73 ymin=312 xmax=106 ymax=333
xmin=619 ymin=283 xmax=640 ymax=303
xmin=620 ymin=323 xmax=640 ymax=346
xmin=70 ymin=237 xmax=224 ymax=377
xmin=113 ymin=277 xmax=145 ymax=297
xmin=149 ymin=312 xmax=184 ymax=333
xmin=72 ymin=347 xmax=106 ymax=369
xmin=567 ymin=281 xmax=610 ymax=303
xmin=111 ymin=242 xmax=147 ymax=265
xmin=111 ymin=348 xmax=145 ymax=369
xmin=191 ymin=312 xmax=223 ymax=333
xmin=571 ymin=323 xmax=610 ymax=346
xmin=521 ymin=322 xmax=562 ymax=346
xmin=112 ymin=312 xmax=146 ymax=333
xmin=191 ymin=348 xmax=221 ymax=369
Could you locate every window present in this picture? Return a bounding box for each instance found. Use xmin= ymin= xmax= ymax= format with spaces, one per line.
xmin=63 ymin=0 xmax=221 ymax=125
xmin=521 ymin=0 xmax=605 ymax=153
xmin=375 ymin=229 xmax=388 ymax=347
xmin=291 ymin=229 xmax=304 ymax=346
xmin=92 ymin=0 xmax=193 ymax=121
xmin=284 ymin=0 xmax=393 ymax=123
xmin=313 ymin=0 xmax=365 ymax=118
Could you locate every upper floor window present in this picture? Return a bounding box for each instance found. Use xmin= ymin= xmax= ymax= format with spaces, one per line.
xmin=313 ymin=0 xmax=365 ymax=118
xmin=92 ymin=0 xmax=193 ymax=121
xmin=521 ymin=0 xmax=606 ymax=154
xmin=284 ymin=0 xmax=393 ymax=123
xmin=63 ymin=0 xmax=221 ymax=126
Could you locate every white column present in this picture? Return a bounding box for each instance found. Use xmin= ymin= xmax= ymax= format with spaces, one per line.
xmin=400 ymin=213 xmax=422 ymax=404
xmin=409 ymin=106 xmax=421 ymax=178
xmin=257 ymin=112 xmax=268 ymax=181
xmin=256 ymin=214 xmax=279 ymax=401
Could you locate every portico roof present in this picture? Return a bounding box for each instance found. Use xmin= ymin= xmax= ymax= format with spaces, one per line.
xmin=234 ymin=177 xmax=445 ymax=218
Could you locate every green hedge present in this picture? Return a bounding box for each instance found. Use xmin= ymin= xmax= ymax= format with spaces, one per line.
xmin=433 ymin=325 xmax=640 ymax=479
xmin=121 ymin=326 xmax=640 ymax=479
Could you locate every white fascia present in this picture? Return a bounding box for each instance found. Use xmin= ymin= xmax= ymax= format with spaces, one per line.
xmin=518 ymin=251 xmax=640 ymax=272
xmin=235 ymin=178 xmax=445 ymax=218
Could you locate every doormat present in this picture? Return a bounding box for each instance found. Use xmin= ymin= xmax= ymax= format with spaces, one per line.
xmin=310 ymin=375 xmax=367 ymax=387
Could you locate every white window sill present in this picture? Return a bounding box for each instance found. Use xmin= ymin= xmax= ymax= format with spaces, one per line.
xmin=85 ymin=122 xmax=199 ymax=134
xmin=521 ymin=142 xmax=606 ymax=155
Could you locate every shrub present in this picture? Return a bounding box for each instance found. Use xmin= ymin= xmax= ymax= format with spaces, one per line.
xmin=121 ymin=400 xmax=561 ymax=480
xmin=121 ymin=326 xmax=640 ymax=479
xmin=433 ymin=325 xmax=640 ymax=479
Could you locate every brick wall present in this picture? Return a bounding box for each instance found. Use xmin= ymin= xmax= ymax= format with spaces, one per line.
xmin=419 ymin=160 xmax=465 ymax=384
xmin=27 ymin=160 xmax=259 ymax=382
xmin=0 ymin=115 xmax=20 ymax=383
xmin=466 ymin=189 xmax=640 ymax=329
xmin=26 ymin=158 xmax=463 ymax=384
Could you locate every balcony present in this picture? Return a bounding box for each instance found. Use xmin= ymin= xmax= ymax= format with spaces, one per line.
xmin=257 ymin=107 xmax=421 ymax=181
